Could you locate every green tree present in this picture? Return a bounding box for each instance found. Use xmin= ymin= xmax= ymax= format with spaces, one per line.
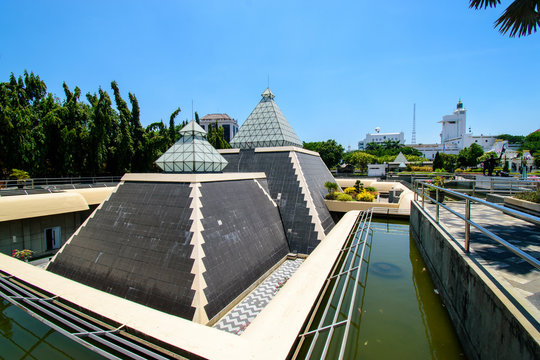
xmin=400 ymin=146 xmax=423 ymax=157
xmin=143 ymin=121 xmax=170 ymax=171
xmin=111 ymin=81 xmax=134 ymax=173
xmin=128 ymin=92 xmax=146 ymax=172
xmin=497 ymin=133 xmax=525 ymax=144
xmin=169 ymin=107 xmax=181 ymax=145
xmin=347 ymin=152 xmax=377 ymax=172
xmin=207 ymin=121 xmax=231 ymax=149
xmin=303 ymin=140 xmax=344 ymax=168
xmin=441 ymin=153 xmax=458 ymax=172
xmin=522 ymin=130 xmax=540 ymax=153
xmin=458 ymin=143 xmax=485 ymax=167
xmin=86 ymin=89 xmax=116 ymax=175
xmin=433 ymin=152 xmax=443 ymax=170
xmin=470 ymin=0 xmax=540 ymax=37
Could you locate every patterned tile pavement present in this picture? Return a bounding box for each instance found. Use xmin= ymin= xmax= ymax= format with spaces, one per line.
xmin=421 ymin=200 xmax=540 ymax=311
xmin=214 ymin=258 xmax=304 ymax=335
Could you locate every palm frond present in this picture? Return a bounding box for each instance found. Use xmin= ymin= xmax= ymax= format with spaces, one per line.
xmin=495 ymin=0 xmax=540 ymax=37
xmin=469 ymin=0 xmax=501 ymax=9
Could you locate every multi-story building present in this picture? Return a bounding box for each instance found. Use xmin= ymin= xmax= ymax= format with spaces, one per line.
xmin=411 ymin=100 xmax=498 ymax=159
xmin=199 ymin=113 xmax=239 ymax=144
xmin=358 ymin=130 xmax=405 ymax=150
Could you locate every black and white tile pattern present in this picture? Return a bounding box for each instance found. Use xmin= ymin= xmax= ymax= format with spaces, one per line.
xmin=214 ymin=259 xmax=304 ymax=335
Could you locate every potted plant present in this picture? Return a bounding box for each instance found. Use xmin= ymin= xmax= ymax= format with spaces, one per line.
xmin=12 ymin=249 xmax=33 ymax=262
xmin=428 ymin=176 xmax=445 ymax=203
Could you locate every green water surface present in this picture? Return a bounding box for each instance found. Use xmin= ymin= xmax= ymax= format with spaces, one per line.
xmin=0 ymin=299 xmax=104 ymax=360
xmin=297 ymin=220 xmax=466 ymax=359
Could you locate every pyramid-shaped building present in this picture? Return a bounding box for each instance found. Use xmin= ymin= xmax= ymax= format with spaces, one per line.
xmin=229 ymin=89 xmax=302 ymax=149
xmin=222 ymin=89 xmax=336 ymax=254
xmin=155 ymin=121 xmax=228 ymax=172
xmin=47 ymin=122 xmax=289 ymax=324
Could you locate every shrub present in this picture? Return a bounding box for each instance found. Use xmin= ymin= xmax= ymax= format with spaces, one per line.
xmin=357 ymin=191 xmax=375 ymax=202
xmin=434 ymin=168 xmax=445 ymax=172
xmin=455 ymin=168 xmax=464 ymax=173
xmin=410 ymin=166 xmax=433 ymax=172
xmin=9 ymin=169 xmax=30 ymax=180
xmin=343 ymin=187 xmax=358 ymax=197
xmin=514 ymin=191 xmax=540 ymax=204
xmin=354 ymin=180 xmax=364 ymax=193
xmin=325 ymin=192 xmax=338 ymax=200
xmin=324 ymin=181 xmax=339 ymax=194
xmin=336 ymin=193 xmax=353 ymax=201
xmin=365 ymin=186 xmax=377 ymax=193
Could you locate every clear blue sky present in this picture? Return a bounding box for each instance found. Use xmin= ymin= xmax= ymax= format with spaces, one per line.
xmin=1 ymin=0 xmax=538 ymax=150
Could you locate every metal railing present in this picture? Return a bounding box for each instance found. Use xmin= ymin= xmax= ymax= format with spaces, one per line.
xmin=293 ymin=209 xmax=374 ymax=359
xmin=0 ymin=176 xmax=122 ymax=190
xmin=0 ymin=271 xmax=182 ymax=359
xmin=453 ymin=176 xmax=539 ymax=196
xmin=413 ymin=179 xmax=540 ymax=270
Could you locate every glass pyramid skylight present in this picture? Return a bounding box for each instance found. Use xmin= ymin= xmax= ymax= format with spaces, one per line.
xmin=155 ymin=121 xmax=228 ymax=172
xmin=229 ymin=88 xmax=302 ymax=149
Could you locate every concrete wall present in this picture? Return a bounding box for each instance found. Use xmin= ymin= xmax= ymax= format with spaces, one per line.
xmin=0 ymin=209 xmax=93 ymax=257
xmin=410 ymin=202 xmax=540 ymax=360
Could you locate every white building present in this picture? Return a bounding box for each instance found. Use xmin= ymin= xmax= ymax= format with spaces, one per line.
xmin=411 ymin=100 xmax=498 ymax=159
xmin=358 ymin=130 xmax=405 ymax=150
xmin=199 ymin=113 xmax=239 ymax=144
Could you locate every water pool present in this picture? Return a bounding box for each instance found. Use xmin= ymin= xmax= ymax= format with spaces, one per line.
xmin=293 ymin=219 xmax=466 ymax=359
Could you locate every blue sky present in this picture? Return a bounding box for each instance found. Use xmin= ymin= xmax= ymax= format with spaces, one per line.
xmin=1 ymin=0 xmax=538 ymax=150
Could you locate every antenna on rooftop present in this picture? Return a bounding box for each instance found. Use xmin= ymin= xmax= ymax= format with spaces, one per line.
xmin=411 ymin=103 xmax=417 ymax=145
xmin=267 ymin=73 xmax=270 ymax=89
xmin=191 ymin=100 xmax=194 ymax=121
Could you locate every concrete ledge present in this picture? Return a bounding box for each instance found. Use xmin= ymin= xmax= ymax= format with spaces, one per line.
xmin=254 ymin=146 xmax=320 ymax=156
xmin=410 ymin=202 xmax=540 ymax=360
xmin=217 ymin=148 xmax=241 ymax=154
xmin=121 ymin=172 xmax=267 ymax=183
xmin=0 ymin=192 xmax=89 ymax=221
xmin=64 ymin=187 xmax=116 ymax=205
xmin=504 ymin=196 xmax=540 ymax=217
xmin=325 ymin=199 xmax=399 ymax=212
xmin=336 ymin=178 xmax=376 ymax=188
xmin=486 ymin=193 xmax=505 ymax=204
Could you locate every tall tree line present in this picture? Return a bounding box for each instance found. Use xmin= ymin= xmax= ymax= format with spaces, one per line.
xmin=0 ymin=71 xmax=189 ymax=178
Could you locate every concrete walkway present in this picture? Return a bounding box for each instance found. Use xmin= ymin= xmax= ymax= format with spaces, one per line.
xmin=421 ymin=200 xmax=540 ymax=318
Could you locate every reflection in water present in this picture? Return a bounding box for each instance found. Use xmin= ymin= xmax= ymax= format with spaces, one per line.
xmin=410 ymin=237 xmax=466 ymax=359
xmin=0 ymin=300 xmax=13 ymax=339
xmin=371 ymin=262 xmax=403 ymax=279
xmin=0 ymin=299 xmax=103 ymax=359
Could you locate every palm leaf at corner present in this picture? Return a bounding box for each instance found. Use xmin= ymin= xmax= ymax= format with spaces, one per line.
xmin=495 ymin=0 xmax=540 ymax=37
xmin=469 ymin=0 xmax=502 ymax=9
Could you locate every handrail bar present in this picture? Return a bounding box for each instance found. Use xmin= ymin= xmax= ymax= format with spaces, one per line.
xmin=413 ymin=179 xmax=540 ymax=270
xmin=419 ymin=192 xmax=540 ymax=270
xmin=414 ymin=180 xmax=540 ymax=226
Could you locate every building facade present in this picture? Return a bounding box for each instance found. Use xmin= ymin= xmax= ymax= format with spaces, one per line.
xmin=358 ymin=131 xmax=405 ymax=150
xmin=199 ymin=113 xmax=239 ymax=144
xmin=411 ymin=100 xmax=498 ymax=159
